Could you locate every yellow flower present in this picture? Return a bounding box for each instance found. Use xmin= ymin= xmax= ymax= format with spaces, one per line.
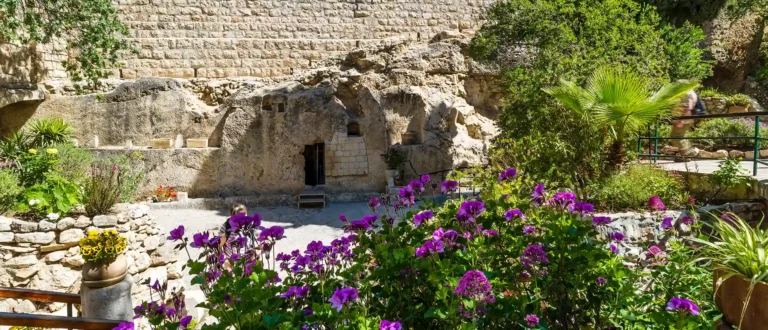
xmin=88 ymin=230 xmax=98 ymax=238
xmin=107 ymin=229 xmax=117 ymax=235
xmin=46 ymin=148 xmax=58 ymax=154
xmin=28 ymin=149 xmax=37 ymax=154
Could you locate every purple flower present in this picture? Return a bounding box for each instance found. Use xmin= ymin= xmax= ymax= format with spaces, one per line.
xmin=549 ymin=191 xmax=576 ymax=208
xmin=721 ymin=213 xmax=738 ymax=224
xmin=523 ymin=225 xmax=536 ymax=236
xmin=112 ymin=322 xmax=134 ymax=330
xmin=180 ymin=315 xmax=193 ymax=328
xmin=661 ymin=217 xmax=673 ymax=231
xmin=520 ymin=243 xmax=549 ymax=268
xmin=680 ymin=216 xmax=694 ymax=225
xmin=482 ymin=229 xmax=499 ymax=237
xmin=168 ymin=226 xmax=185 ymax=241
xmin=346 ymin=219 xmax=371 ymax=232
xmin=340 ymin=214 xmax=348 ymax=223
xmin=281 ymin=286 xmax=310 ymax=298
xmin=532 ymin=183 xmax=545 ymax=206
xmin=498 ymin=167 xmax=517 ymax=182
xmin=150 ymin=279 xmax=160 ymax=291
xmin=597 ymin=277 xmax=607 ymax=286
xmin=454 ymin=270 xmax=495 ymax=303
xmin=456 ymin=200 xmax=485 ymax=224
xmin=259 ymin=226 xmax=285 ymax=241
xmin=303 ymin=308 xmax=313 ymax=315
xmin=609 ymin=244 xmax=618 ymax=254
xmin=505 ymin=209 xmax=524 ymax=221
xmin=646 ymin=245 xmax=667 ymax=260
xmin=525 ymin=314 xmax=540 ymax=327
xmin=368 ymin=197 xmax=381 ymax=211
xmin=415 ymin=240 xmax=444 ymax=258
xmin=228 ymin=213 xmax=261 ymax=232
xmin=190 ymin=232 xmax=210 ymax=248
xmin=433 ymin=227 xmax=459 ymax=242
xmin=569 ymin=201 xmax=594 ymax=214
xmin=380 ymin=320 xmax=403 ymax=330
xmin=207 ymin=235 xmax=221 ymax=248
xmin=421 ymin=174 xmax=431 ymax=183
xmin=610 ymin=232 xmax=625 ymax=242
xmin=399 ymin=186 xmax=416 ymax=206
xmin=328 ymin=287 xmax=359 ymax=312
xmin=413 ymin=210 xmax=434 ymax=227
xmin=408 ymin=180 xmax=425 ymax=193
xmin=592 ymin=216 xmax=611 ymax=226
xmin=441 ymin=180 xmax=459 ymax=194
xmin=666 ymin=297 xmax=700 ymax=316
xmin=648 ymin=196 xmax=665 ymax=212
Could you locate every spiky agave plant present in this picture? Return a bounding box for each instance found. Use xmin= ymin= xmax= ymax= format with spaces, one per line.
xmin=692 ymin=213 xmax=768 ymax=328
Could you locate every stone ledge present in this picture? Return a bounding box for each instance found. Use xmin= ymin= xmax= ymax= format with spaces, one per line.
xmin=0 ymin=87 xmax=46 ymax=109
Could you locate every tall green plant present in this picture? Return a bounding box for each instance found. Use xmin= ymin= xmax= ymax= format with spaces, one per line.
xmin=0 ymin=169 xmax=22 ymax=215
xmin=28 ymin=119 xmax=73 ymax=148
xmin=0 ymin=131 xmax=29 ymax=163
xmin=544 ymin=68 xmax=698 ymax=167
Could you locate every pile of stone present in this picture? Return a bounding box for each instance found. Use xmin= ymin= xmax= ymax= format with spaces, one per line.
xmin=0 ymin=204 xmax=180 ymax=315
xmin=661 ymin=145 xmax=768 ymax=160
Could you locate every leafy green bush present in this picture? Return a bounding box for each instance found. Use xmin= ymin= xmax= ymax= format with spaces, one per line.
xmin=0 ymin=131 xmax=29 ymax=163
xmin=54 ymin=143 xmax=93 ymax=184
xmin=0 ymin=169 xmax=22 ymax=215
xmin=726 ymin=94 xmax=752 ymax=107
xmin=113 ymin=152 xmax=145 ymax=203
xmin=83 ymin=156 xmax=143 ymax=216
xmin=28 ymin=118 xmax=73 ymax=148
xmin=695 ymin=214 xmax=768 ymax=283
xmin=586 ymin=164 xmax=690 ymax=211
xmin=699 ymin=88 xmax=725 ymax=98
xmin=687 ymin=118 xmax=764 ymax=149
xmin=17 ymin=172 xmax=82 ymax=218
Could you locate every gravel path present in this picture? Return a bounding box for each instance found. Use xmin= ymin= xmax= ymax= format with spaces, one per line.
xmin=147 ymin=202 xmax=371 ymax=320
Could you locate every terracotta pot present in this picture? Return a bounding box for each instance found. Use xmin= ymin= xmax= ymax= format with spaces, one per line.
xmin=714 ymin=270 xmax=768 ymax=330
xmin=82 ymin=254 xmax=128 ymax=288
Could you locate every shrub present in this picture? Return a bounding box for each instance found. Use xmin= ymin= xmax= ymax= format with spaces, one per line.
xmin=132 ymin=168 xmax=714 ymax=330
xmin=84 ymin=160 xmax=122 ymax=217
xmin=79 ymin=229 xmax=127 ymax=263
xmin=698 ymin=88 xmax=725 ymax=98
xmin=380 ymin=148 xmax=407 ymax=170
xmin=113 ymin=153 xmax=145 ymax=202
xmin=0 ymin=169 xmax=22 ymax=215
xmin=54 ymin=143 xmax=93 ymax=184
xmin=726 ymin=94 xmax=752 ymax=107
xmin=586 ymin=164 xmax=690 ymax=211
xmin=17 ymin=172 xmax=82 ymax=219
xmin=28 ymin=118 xmax=73 ymax=148
xmin=17 ymin=147 xmax=61 ymax=187
xmin=0 ymin=131 xmax=30 ymax=163
xmin=687 ymin=118 xmax=764 ymax=149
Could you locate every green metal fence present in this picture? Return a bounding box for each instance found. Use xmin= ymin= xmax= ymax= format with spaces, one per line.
xmin=637 ymin=112 xmax=768 ymax=176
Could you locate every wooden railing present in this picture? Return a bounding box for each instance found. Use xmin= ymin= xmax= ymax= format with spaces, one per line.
xmin=0 ymin=287 xmax=123 ymax=330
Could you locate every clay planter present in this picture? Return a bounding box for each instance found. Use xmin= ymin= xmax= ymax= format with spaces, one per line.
xmin=714 ymin=270 xmax=768 ymax=330
xmin=82 ymin=254 xmax=128 ymax=288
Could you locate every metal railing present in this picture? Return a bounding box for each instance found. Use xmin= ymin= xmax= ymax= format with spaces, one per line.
xmin=638 ymin=112 xmax=768 ymax=176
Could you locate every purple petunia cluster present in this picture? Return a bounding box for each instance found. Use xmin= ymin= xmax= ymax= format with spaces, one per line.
xmin=277 ymin=235 xmax=357 ymax=274
xmin=398 ymin=186 xmax=416 ymax=206
xmin=592 ymin=216 xmax=611 ymax=226
xmin=413 ymin=210 xmax=434 ymax=227
xmin=380 ymin=320 xmax=403 ymax=330
xmin=441 ymin=180 xmax=459 ymax=194
xmin=368 ymin=196 xmax=381 ymax=211
xmin=532 ymin=183 xmax=546 ymax=206
xmin=525 ymin=314 xmax=540 ymax=327
xmin=454 ymin=270 xmax=496 ymax=305
xmin=415 ymin=239 xmax=445 ymax=258
xmin=280 ymin=286 xmax=310 ymax=299
xmin=328 ymin=287 xmax=359 ymax=312
xmin=569 ymin=201 xmax=594 ymax=214
xmin=661 ymin=217 xmax=673 ymax=231
xmin=498 ymin=167 xmax=517 ymax=182
xmin=168 ymin=225 xmax=184 ymax=241
xmin=456 ymin=200 xmax=485 ymax=224
xmin=648 ymin=196 xmax=665 ymax=212
xmin=505 ymin=209 xmax=525 ymax=221
xmin=520 ymin=244 xmax=549 ymax=269
xmin=227 ymin=213 xmax=262 ymax=233
xmin=408 ymin=180 xmax=425 ymax=194
xmin=666 ymin=297 xmax=700 ymax=316
xmin=549 ymin=191 xmax=576 ymax=208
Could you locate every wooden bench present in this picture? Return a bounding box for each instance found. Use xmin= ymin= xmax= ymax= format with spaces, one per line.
xmin=0 ymin=287 xmax=123 ymax=330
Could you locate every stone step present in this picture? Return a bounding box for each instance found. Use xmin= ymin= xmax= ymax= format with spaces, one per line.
xmin=297 ymin=194 xmax=325 ymax=208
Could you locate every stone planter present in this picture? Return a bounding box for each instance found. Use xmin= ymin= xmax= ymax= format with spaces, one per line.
xmin=714 ymin=270 xmax=768 ymax=330
xmin=385 ymin=169 xmax=398 ymax=180
xmin=727 ymin=105 xmax=751 ymax=113
xmin=703 ymin=97 xmax=728 ymax=114
xmin=82 ymin=254 xmax=128 ymax=288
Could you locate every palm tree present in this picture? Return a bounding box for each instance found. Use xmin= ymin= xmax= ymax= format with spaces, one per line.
xmin=543 ymin=68 xmax=699 ymax=169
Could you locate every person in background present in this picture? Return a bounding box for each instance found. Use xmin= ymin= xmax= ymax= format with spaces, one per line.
xmin=220 ymin=204 xmax=247 ymax=247
xmin=670 ymin=89 xmax=703 ymax=161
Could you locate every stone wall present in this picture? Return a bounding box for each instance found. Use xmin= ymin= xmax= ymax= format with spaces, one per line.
xmin=0 ymin=205 xmax=180 ymax=316
xmin=327 ymin=132 xmax=369 ymax=177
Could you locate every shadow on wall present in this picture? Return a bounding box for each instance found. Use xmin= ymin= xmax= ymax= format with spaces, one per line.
xmin=0 ymin=100 xmax=42 ymax=138
xmin=1 ymin=44 xmax=46 ymax=89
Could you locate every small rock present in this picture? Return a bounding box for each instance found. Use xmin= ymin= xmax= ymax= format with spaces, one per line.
xmin=8 ymin=264 xmax=42 ymax=279
xmin=0 ymin=245 xmax=36 ymax=253
xmin=62 ymin=254 xmax=85 ymax=268
xmin=29 ymin=264 xmax=80 ymax=292
xmin=698 ymin=150 xmax=717 ymax=159
xmin=117 ymin=224 xmax=130 ymax=232
xmin=760 ymin=149 xmax=768 ymax=158
xmin=745 ymin=151 xmax=755 ymax=159
xmin=682 ymin=147 xmax=699 ymax=157
xmin=14 ymin=232 xmax=55 ymax=244
xmin=143 ymin=236 xmax=160 ymax=251
xmin=661 ymin=145 xmax=679 ymax=155
xmin=43 ymin=251 xmax=67 ymax=263
xmin=167 ymin=263 xmax=182 ymax=280
xmin=0 ymin=217 xmax=11 ymax=231
xmin=93 ymin=215 xmax=118 ymax=227
xmin=12 ymin=300 xmax=36 ymax=313
xmin=5 ymin=255 xmax=39 ymax=269
xmin=56 ymin=217 xmax=76 ymax=230
xmin=65 ymin=246 xmax=80 ymax=257
xmin=136 ymin=233 xmax=148 ymax=243
xmin=74 ymin=216 xmax=91 ymax=228
xmin=150 ymin=244 xmax=177 ymax=267
xmin=129 ymin=205 xmax=149 ymax=219
xmin=117 ymin=213 xmax=128 ymax=224
xmin=11 ymin=220 xmax=38 ymax=233
xmin=38 ymin=220 xmax=57 ymax=231
xmin=716 ymin=150 xmax=729 ymax=158
xmin=729 ymin=150 xmax=745 ymax=158
xmin=0 ymin=232 xmax=13 ymax=243
xmin=59 ymin=228 xmax=86 ymax=244
xmin=135 ymin=252 xmax=151 ymax=273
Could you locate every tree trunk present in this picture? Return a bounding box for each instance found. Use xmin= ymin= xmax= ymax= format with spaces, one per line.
xmin=607 ymin=139 xmax=626 ymax=171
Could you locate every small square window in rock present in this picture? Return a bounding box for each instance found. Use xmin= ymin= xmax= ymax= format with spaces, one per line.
xmin=277 ymin=103 xmax=285 ymax=113
xmin=347 ymin=122 xmax=361 ymax=137
xmin=262 ymin=95 xmax=273 ymax=111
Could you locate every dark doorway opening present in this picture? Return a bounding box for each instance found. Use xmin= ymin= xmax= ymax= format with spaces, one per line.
xmin=304 ymin=143 xmax=325 ymax=186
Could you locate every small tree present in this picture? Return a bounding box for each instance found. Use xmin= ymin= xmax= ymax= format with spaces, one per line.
xmin=0 ymin=0 xmax=134 ymax=86
xmin=544 ymin=68 xmax=698 ymax=168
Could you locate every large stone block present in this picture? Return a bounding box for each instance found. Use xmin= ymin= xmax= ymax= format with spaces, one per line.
xmin=81 ymin=275 xmax=134 ymax=322
xmin=14 ymin=232 xmax=56 ymax=244
xmin=93 ymin=215 xmax=118 ymax=227
xmin=11 ymin=220 xmax=38 ymax=233
xmin=0 ymin=232 xmax=13 ymax=243
xmin=150 ymin=139 xmax=173 ymax=149
xmin=186 ymin=138 xmax=208 ymax=148
xmin=59 ymin=228 xmax=86 ymax=244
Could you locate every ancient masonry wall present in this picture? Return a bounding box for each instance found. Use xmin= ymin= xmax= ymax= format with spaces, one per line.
xmin=327 ymin=131 xmax=369 ymax=177
xmin=6 ymin=0 xmax=496 ymax=83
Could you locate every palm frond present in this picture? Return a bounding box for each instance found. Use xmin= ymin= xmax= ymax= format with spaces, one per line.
xmin=542 ymin=79 xmax=593 ymax=117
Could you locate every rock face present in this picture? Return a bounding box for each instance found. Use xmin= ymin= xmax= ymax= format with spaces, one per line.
xmin=703 ymin=9 xmax=766 ymax=92
xmin=0 ymin=205 xmax=180 ymax=316
xmin=4 ymin=34 xmax=501 ymax=198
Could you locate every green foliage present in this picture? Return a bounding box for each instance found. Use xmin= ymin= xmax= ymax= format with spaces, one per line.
xmin=0 ymin=131 xmax=29 ymax=163
xmin=17 ymin=171 xmax=82 ymax=218
xmin=84 ymin=160 xmax=122 ymax=217
xmin=0 ymin=169 xmax=22 ymax=215
xmin=586 ymin=164 xmax=691 ymax=211
xmin=695 ymin=213 xmax=768 ymax=281
xmin=687 ymin=118 xmax=765 ymax=148
xmin=726 ymin=93 xmax=752 ymax=107
xmin=544 ymin=67 xmax=698 ymax=167
xmin=112 ymin=152 xmax=145 ymax=203
xmin=27 ymin=118 xmax=72 ymax=148
xmin=698 ymin=88 xmax=725 ymax=98
xmin=53 ymin=143 xmax=93 ymax=184
xmin=709 ymin=157 xmax=750 ymax=198
xmin=0 ymin=0 xmax=134 ymax=86
xmin=380 ymin=148 xmax=407 ymax=170
xmin=470 ymin=0 xmax=711 ymax=188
